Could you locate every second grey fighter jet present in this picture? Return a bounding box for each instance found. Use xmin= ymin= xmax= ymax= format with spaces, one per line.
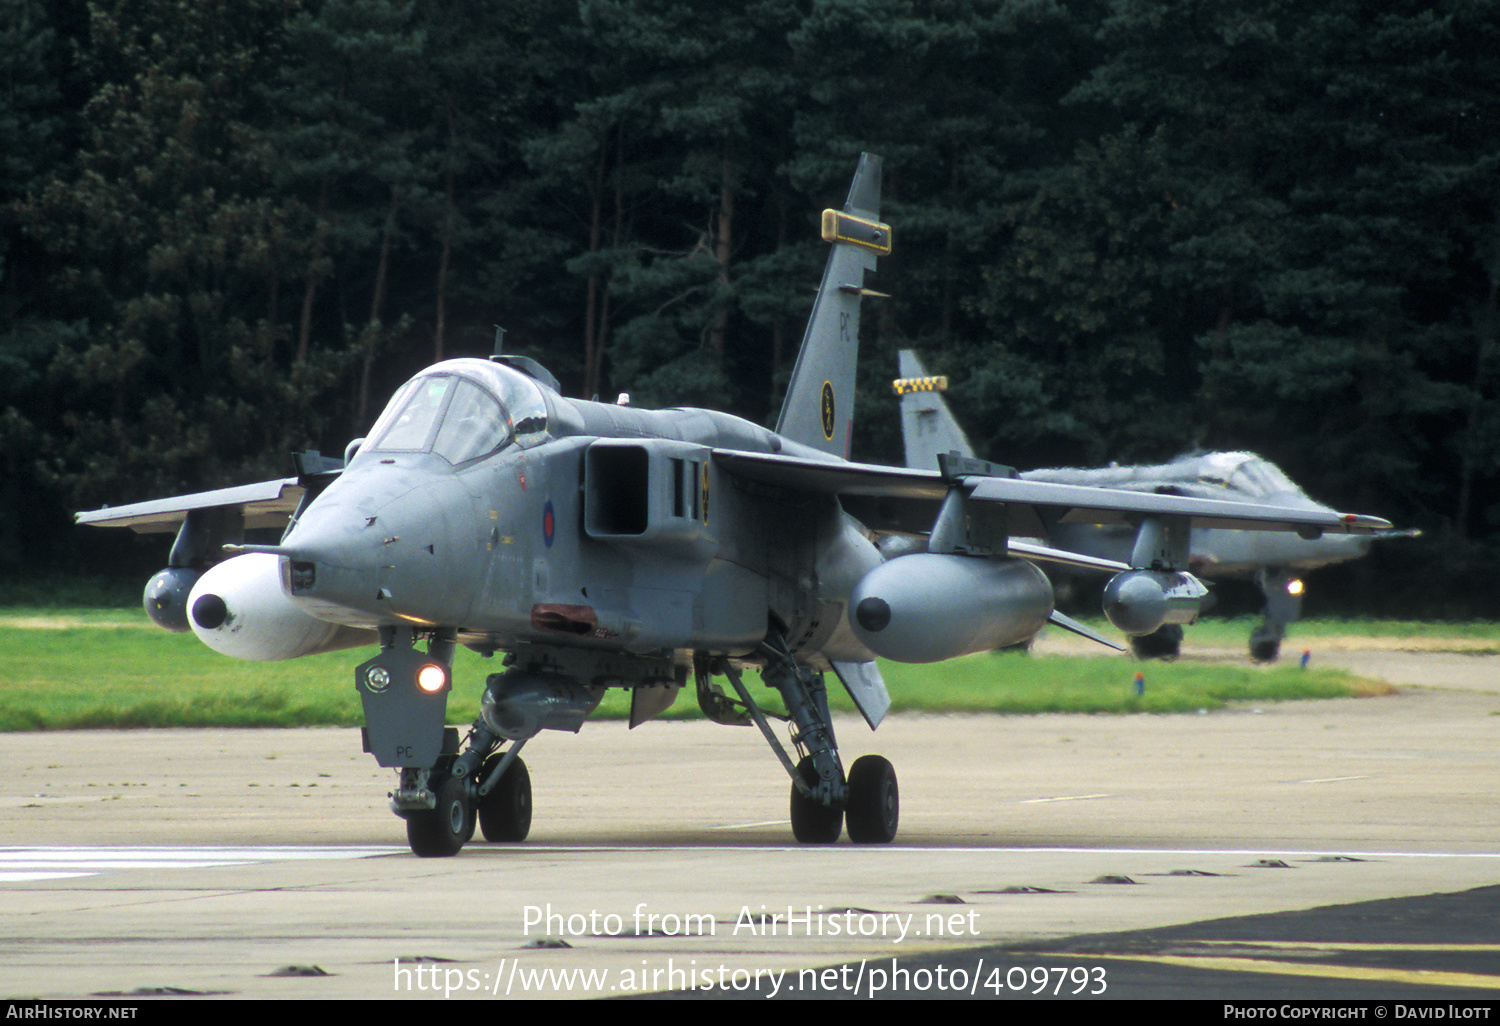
xmin=79 ymin=156 xmax=1391 ymax=856
xmin=894 ymin=350 xmax=1405 ymax=660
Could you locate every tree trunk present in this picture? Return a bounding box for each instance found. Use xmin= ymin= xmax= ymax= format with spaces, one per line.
xmin=434 ymin=104 xmax=457 ymax=363
xmin=296 ymin=178 xmax=330 ymax=367
xmin=356 ymin=186 xmax=400 ymax=429
xmin=583 ymin=142 xmax=607 ymax=399
xmin=1455 ymin=245 xmax=1499 ymax=539
xmin=708 ymin=146 xmax=734 ymax=359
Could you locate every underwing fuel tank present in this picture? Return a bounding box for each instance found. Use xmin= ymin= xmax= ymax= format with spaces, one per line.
xmin=187 ymin=553 xmax=378 ymax=661
xmin=1101 ymin=569 xmax=1209 ymax=636
xmin=143 ymin=567 xmax=201 ymax=632
xmin=848 ymin=554 xmax=1054 ymax=663
xmin=480 ymin=670 xmax=605 ymax=741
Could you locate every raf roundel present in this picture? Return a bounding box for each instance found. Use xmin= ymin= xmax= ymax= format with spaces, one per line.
xmin=542 ymin=500 xmax=555 ymax=548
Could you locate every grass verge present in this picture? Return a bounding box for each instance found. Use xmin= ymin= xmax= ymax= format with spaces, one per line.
xmin=0 ymin=608 xmax=1401 ymax=731
xmin=1176 ymin=616 xmax=1500 ymax=652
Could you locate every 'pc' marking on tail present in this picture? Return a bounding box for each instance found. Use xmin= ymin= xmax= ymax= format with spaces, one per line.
xmin=776 ymin=153 xmax=890 ymax=459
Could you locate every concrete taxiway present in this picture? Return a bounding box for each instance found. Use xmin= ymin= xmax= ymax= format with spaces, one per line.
xmin=2 ymin=641 xmax=1498 ymax=999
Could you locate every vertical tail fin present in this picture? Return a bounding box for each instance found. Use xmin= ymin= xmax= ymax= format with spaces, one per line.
xmin=894 ymin=350 xmax=975 ymax=469
xmin=775 ymin=153 xmax=888 ymax=458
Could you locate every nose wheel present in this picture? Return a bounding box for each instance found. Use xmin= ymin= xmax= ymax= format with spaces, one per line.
xmin=477 ymin=754 xmax=532 ymax=842
xmin=406 ymin=774 xmax=473 ymax=857
xmin=402 ymin=752 xmax=534 ymax=856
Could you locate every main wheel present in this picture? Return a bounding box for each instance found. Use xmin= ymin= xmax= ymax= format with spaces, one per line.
xmin=845 ymin=754 xmax=899 ymax=844
xmin=477 ymin=755 xmax=532 ymax=842
xmin=1130 ymin=624 xmax=1183 ymax=660
xmin=1249 ymin=624 xmax=1282 ymax=662
xmin=407 ymin=774 xmax=472 ymax=857
xmin=789 ymin=756 xmax=843 ymax=844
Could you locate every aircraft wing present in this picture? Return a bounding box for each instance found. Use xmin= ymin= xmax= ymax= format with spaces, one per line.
xmin=713 ymin=450 xmax=948 ymax=535
xmin=963 ymin=476 xmax=1391 ymax=535
xmin=711 ymin=450 xmax=1392 ymax=538
xmin=74 ymin=478 xmax=305 ymax=534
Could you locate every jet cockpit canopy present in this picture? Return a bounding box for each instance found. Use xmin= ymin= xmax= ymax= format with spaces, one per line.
xmin=360 ymin=360 xmax=550 ymax=466
xmin=1191 ymin=452 xmax=1298 ymax=500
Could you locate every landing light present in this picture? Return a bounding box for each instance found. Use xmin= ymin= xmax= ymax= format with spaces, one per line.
xmin=417 ymin=664 xmax=449 ymax=693
xmin=1286 ymin=579 xmax=1305 ymax=596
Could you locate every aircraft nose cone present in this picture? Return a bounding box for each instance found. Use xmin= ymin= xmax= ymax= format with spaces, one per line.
xmin=277 ymin=463 xmax=472 ymax=625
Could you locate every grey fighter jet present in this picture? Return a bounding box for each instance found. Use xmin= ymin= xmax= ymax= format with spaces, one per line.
xmin=894 ymin=350 xmax=1406 ymax=661
xmin=79 ymin=156 xmax=1391 ymax=856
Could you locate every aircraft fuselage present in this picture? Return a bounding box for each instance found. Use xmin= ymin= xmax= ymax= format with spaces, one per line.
xmin=279 ymin=358 xmax=882 ymax=668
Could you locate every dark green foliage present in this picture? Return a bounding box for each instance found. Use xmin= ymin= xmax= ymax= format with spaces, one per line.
xmin=3 ymin=0 xmax=1497 ymax=614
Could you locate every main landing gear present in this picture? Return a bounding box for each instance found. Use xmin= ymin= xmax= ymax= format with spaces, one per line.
xmin=1251 ymin=568 xmax=1303 ymax=662
xmin=717 ymin=635 xmax=899 ymax=845
xmin=400 ymin=728 xmax=532 ymax=858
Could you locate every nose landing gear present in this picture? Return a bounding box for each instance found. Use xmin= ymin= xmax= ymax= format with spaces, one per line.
xmin=400 ymin=732 xmax=533 ymax=857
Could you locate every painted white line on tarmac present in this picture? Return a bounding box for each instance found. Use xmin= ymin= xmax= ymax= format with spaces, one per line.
xmin=0 ymin=844 xmax=402 ymax=882
xmin=4 ymin=843 xmax=1498 ymax=883
xmin=464 ymin=844 xmax=1500 ymax=859
xmin=1019 ymin=793 xmax=1113 ymax=803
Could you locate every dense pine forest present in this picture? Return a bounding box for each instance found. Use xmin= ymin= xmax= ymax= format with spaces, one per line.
xmin=3 ymin=0 xmax=1497 ymax=616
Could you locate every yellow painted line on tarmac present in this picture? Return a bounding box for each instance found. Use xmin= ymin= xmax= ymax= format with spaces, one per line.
xmin=1191 ymin=941 xmax=1500 ymax=954
xmin=1054 ymin=952 xmax=1500 ymax=991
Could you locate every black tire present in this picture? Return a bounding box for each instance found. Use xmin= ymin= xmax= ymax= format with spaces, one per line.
xmin=406 ymin=774 xmax=471 ymax=857
xmin=477 ymin=756 xmax=532 ymax=843
xmin=1130 ymin=624 xmax=1183 ymax=660
xmin=1249 ymin=627 xmax=1282 ymax=663
xmin=789 ymin=756 xmax=843 ymax=844
xmin=845 ymin=755 xmax=899 ymax=844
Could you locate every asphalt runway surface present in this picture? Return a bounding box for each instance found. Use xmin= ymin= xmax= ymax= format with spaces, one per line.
xmin=2 ymin=638 xmax=1498 ymax=1001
